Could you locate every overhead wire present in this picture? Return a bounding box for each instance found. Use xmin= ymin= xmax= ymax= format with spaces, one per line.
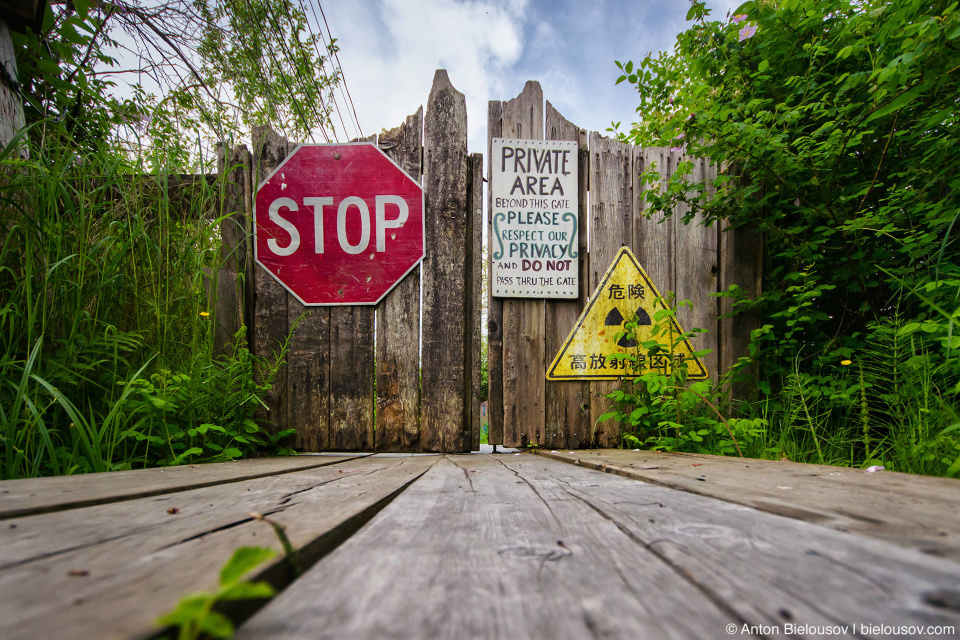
xmin=311 ymin=1 xmax=359 ymax=140
xmin=258 ymin=0 xmax=334 ymax=142
xmin=295 ymin=0 xmax=351 ymax=141
xmin=316 ymin=1 xmax=362 ymax=138
xmin=236 ymin=0 xmax=310 ymax=138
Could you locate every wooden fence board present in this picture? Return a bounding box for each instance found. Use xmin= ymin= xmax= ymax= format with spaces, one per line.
xmin=0 ymin=456 xmax=436 ymax=640
xmin=588 ymin=133 xmax=635 ymax=448
xmin=326 ymin=136 xmax=378 ymax=450
xmin=534 ymin=449 xmax=960 ymax=561
xmin=544 ymin=101 xmax=590 ymax=449
xmin=329 ymin=306 xmax=375 ymax=450
xmin=0 ymin=455 xmax=366 ymax=519
xmin=286 ymin=305 xmax=331 ymax=450
xmin=421 ymin=70 xmax=469 ymax=452
xmin=376 ymin=109 xmax=424 ymax=451
xmin=633 ymin=146 xmax=676 ymax=296
xmin=513 ymin=455 xmax=960 ymax=636
xmin=486 ymin=100 xmax=504 ymax=446
xmin=467 ymin=152 xmax=484 ymax=451
xmin=251 ymin=126 xmax=292 ymax=433
xmin=501 ymin=81 xmax=545 ymax=447
xmin=674 ymin=154 xmax=720 ymax=381
xmin=232 ymin=456 xmax=736 ymax=640
xmin=720 ymin=218 xmax=762 ymax=401
xmin=214 ymin=144 xmax=252 ymax=357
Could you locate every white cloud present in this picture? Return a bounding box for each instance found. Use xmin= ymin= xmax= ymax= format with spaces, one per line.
xmin=324 ymin=0 xmax=528 ymax=153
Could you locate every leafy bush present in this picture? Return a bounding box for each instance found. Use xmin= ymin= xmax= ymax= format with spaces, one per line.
xmin=610 ymin=0 xmax=960 ymax=475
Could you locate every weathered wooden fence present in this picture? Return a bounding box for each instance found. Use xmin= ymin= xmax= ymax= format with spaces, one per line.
xmin=216 ymin=70 xmax=483 ymax=453
xmin=487 ymin=82 xmax=761 ymax=449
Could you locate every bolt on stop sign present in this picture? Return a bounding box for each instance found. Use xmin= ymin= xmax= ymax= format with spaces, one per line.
xmin=255 ymin=143 xmax=424 ymax=305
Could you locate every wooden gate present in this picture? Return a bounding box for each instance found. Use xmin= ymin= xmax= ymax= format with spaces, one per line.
xmin=486 ymin=82 xmax=761 ymax=449
xmin=215 ymin=70 xmax=484 ymax=453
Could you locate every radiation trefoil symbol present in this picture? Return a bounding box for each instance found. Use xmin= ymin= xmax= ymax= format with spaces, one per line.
xmin=546 ymin=247 xmax=708 ymax=381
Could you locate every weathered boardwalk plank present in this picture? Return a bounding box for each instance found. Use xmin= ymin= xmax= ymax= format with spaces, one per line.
xmin=513 ymin=456 xmax=960 ymax=638
xmin=0 ymin=455 xmax=365 ymax=519
xmin=233 ymin=455 xmax=736 ymax=639
xmin=0 ymin=456 xmax=436 ymax=640
xmin=236 ymin=454 xmax=960 ymax=639
xmin=534 ymin=449 xmax=960 ymax=561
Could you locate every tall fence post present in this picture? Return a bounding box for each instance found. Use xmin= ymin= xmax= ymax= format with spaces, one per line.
xmin=421 ymin=69 xmax=470 ymax=452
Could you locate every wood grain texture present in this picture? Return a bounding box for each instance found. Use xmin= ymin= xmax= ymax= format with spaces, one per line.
xmin=534 ymin=449 xmax=960 ymax=561
xmin=486 ymin=100 xmax=504 ymax=446
xmin=0 ymin=455 xmax=366 ymax=519
xmin=251 ymin=126 xmax=292 ymax=434
xmin=233 ymin=455 xmax=737 ymax=640
xmin=588 ymin=132 xmax=635 ymax=448
xmin=544 ymin=101 xmax=590 ymax=449
xmin=633 ymin=146 xmax=676 ymax=296
xmin=467 ymin=152 xmax=484 ymax=451
xmin=286 ymin=305 xmax=330 ymax=451
xmin=324 ymin=136 xmax=377 ymax=451
xmin=329 ymin=306 xmax=375 ymax=450
xmin=674 ymin=153 xmax=719 ymax=380
xmin=719 ymin=217 xmax=762 ymax=401
xmin=0 ymin=20 xmax=25 ymax=157
xmin=421 ymin=70 xmax=469 ymax=452
xmin=512 ymin=455 xmax=960 ymax=637
xmin=214 ymin=144 xmax=251 ymax=357
xmin=501 ymin=81 xmax=545 ymax=447
xmin=376 ymin=108 xmax=423 ymax=451
xmin=0 ymin=456 xmax=436 ymax=640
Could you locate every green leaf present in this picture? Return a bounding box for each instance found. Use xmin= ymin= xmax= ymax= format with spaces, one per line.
xmin=218 ymin=580 xmax=276 ymax=601
xmin=199 ymin=611 xmax=234 ymax=639
xmin=223 ymin=447 xmax=243 ymax=458
xmin=865 ymin=83 xmax=929 ymax=124
xmin=219 ymin=546 xmax=278 ymax=587
xmin=73 ymin=0 xmax=92 ymax=19
xmin=155 ymin=594 xmax=212 ymax=626
xmin=758 ymin=59 xmax=769 ymax=72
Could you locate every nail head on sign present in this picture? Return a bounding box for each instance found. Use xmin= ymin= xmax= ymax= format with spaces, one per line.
xmin=334 ymin=152 xmax=341 ymax=160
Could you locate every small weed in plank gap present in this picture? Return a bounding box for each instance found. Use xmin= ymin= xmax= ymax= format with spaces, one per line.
xmin=155 ymin=512 xmax=301 ymax=640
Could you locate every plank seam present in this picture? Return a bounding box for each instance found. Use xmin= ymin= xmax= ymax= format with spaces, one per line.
xmin=0 ymin=456 xmax=371 ymax=521
xmin=558 ymin=485 xmax=770 ymax=640
xmin=147 ymin=460 xmax=436 ymax=640
xmin=531 ymin=450 xmax=861 ymax=535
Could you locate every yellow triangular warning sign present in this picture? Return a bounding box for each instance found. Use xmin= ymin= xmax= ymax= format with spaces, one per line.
xmin=546 ymin=247 xmax=708 ymax=381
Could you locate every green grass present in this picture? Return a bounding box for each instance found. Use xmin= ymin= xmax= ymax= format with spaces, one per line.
xmin=606 ymin=298 xmax=960 ymax=478
xmin=0 ymin=133 xmax=288 ymax=480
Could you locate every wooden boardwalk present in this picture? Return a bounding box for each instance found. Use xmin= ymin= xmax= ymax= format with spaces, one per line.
xmin=1 ymin=451 xmax=958 ymax=639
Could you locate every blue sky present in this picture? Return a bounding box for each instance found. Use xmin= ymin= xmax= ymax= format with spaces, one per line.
xmin=324 ymin=0 xmax=741 ymax=153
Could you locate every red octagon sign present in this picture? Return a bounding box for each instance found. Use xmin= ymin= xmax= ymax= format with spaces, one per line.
xmin=255 ymin=143 xmax=424 ymax=305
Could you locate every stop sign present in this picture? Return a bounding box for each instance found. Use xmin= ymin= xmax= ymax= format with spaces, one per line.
xmin=254 ymin=143 xmax=424 ymax=305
